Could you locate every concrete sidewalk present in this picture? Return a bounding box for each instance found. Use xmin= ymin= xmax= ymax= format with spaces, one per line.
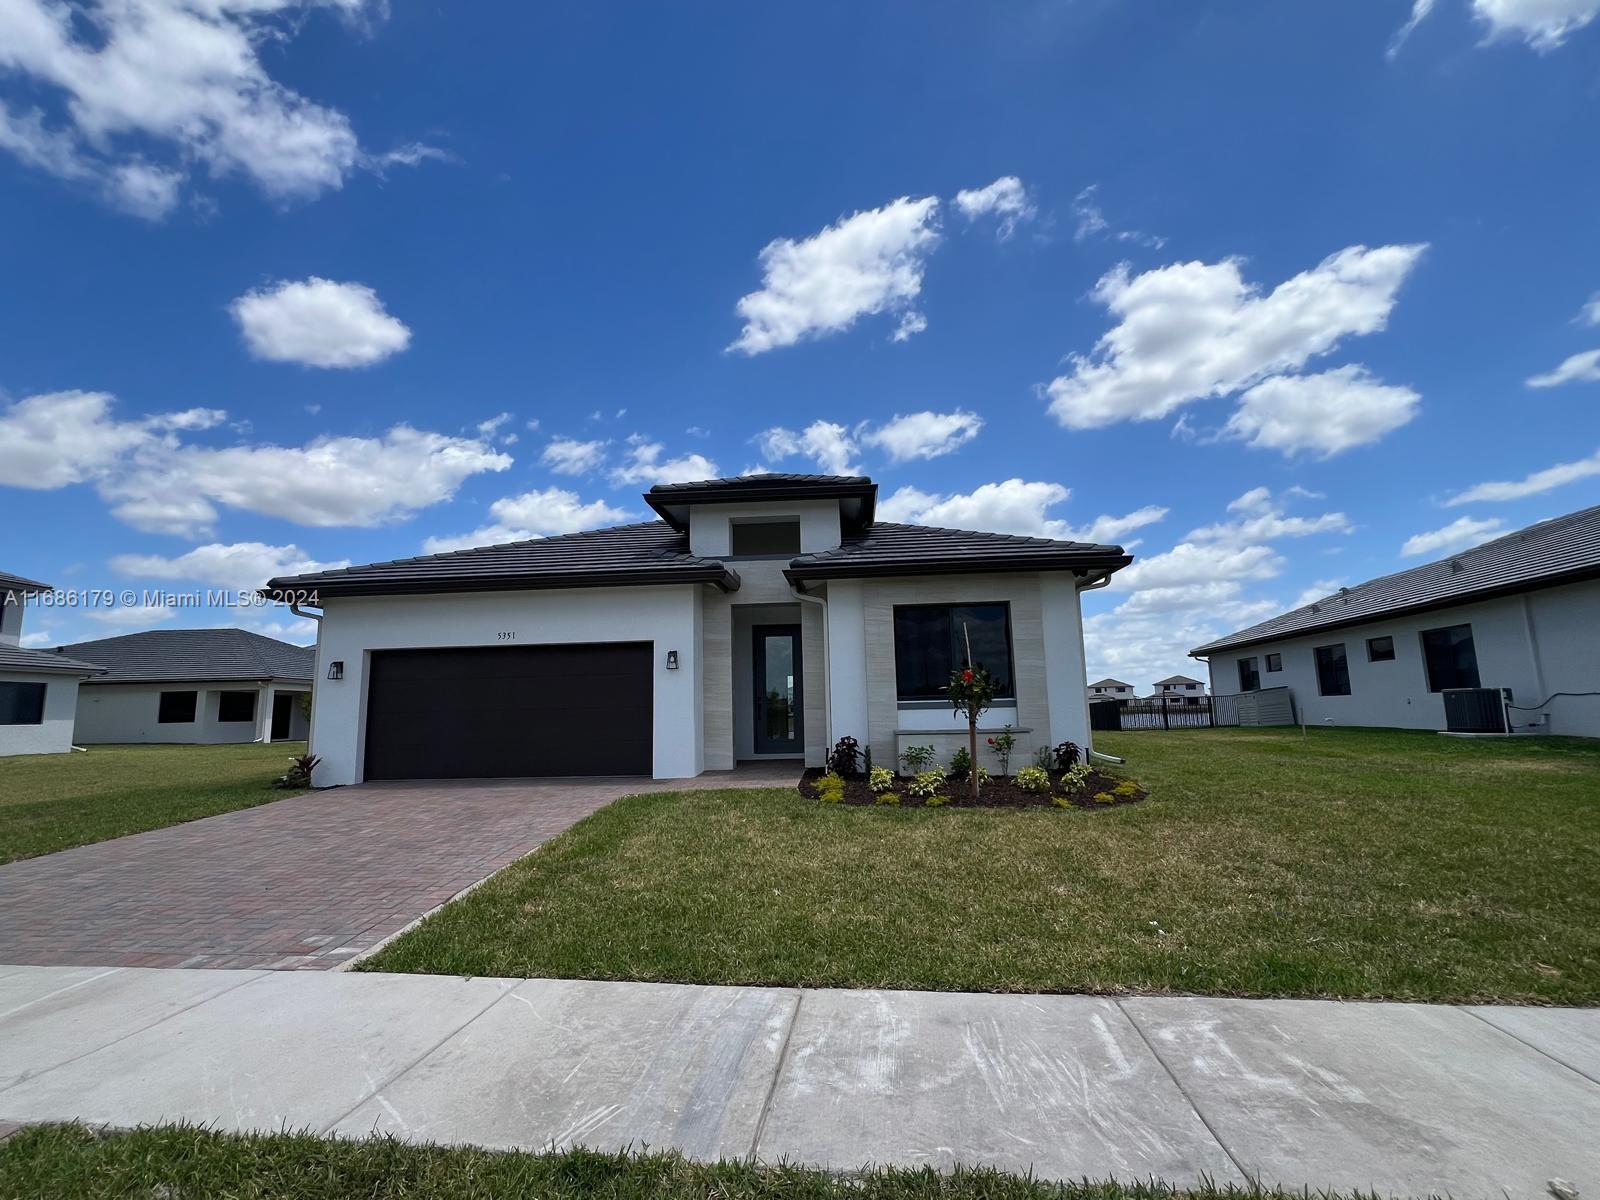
xmin=0 ymin=966 xmax=1596 ymax=1197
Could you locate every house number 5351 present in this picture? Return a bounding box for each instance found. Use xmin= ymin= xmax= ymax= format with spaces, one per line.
xmin=497 ymin=631 xmax=516 ymax=641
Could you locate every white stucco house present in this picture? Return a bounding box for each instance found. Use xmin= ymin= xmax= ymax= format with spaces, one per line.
xmin=1087 ymin=678 xmax=1136 ymax=704
xmin=1192 ymin=504 xmax=1600 ymax=738
xmin=55 ymin=629 xmax=313 ymax=745
xmin=263 ymin=474 xmax=1132 ymax=786
xmin=1 ymin=572 xmax=105 ymax=757
xmin=1151 ymin=675 xmax=1206 ymax=705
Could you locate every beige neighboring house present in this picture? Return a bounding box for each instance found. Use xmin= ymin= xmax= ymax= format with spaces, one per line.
xmin=57 ymin=629 xmax=313 ymax=745
xmin=1087 ymin=677 xmax=1136 ymax=704
xmin=1 ymin=571 xmax=105 ymax=756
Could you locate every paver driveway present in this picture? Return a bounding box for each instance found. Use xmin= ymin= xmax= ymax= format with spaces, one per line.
xmin=0 ymin=765 xmax=797 ymax=971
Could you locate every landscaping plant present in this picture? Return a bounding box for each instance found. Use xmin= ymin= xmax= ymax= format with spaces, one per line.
xmin=900 ymin=744 xmax=937 ymax=773
xmin=986 ymin=725 xmax=1017 ymax=776
xmin=1013 ymin=765 xmax=1051 ymax=793
xmin=947 ymin=661 xmax=997 ymax=803
xmin=904 ymin=769 xmax=945 ymax=799
xmin=275 ymin=753 xmax=321 ymax=790
xmin=1052 ymin=741 xmax=1082 ymax=770
xmin=874 ymin=792 xmax=901 ymax=806
xmin=828 ymin=736 xmax=863 ymax=778
xmin=867 ymin=765 xmax=895 ymax=793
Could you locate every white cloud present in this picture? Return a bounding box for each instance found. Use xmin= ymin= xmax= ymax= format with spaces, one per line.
xmin=1526 ymin=348 xmax=1600 ymax=388
xmin=891 ymin=311 xmax=928 ymax=343
xmin=88 ymin=602 xmax=176 ymax=628
xmin=0 ymin=0 xmax=436 ymax=217
xmin=1111 ymin=541 xmax=1285 ymax=593
xmin=1187 ymin=490 xmax=1353 ymax=544
xmin=1580 ymin=294 xmax=1600 ymax=326
xmin=953 ymin=176 xmax=1035 ymax=239
xmin=1293 ymin=578 xmax=1348 ymax=608
xmin=876 ymin=479 xmax=1166 ymax=545
xmin=230 ymin=278 xmax=411 ymax=368
xmin=754 ymin=421 xmax=860 ymax=475
xmin=1070 ymin=185 xmax=1165 ymax=250
xmin=608 ymin=438 xmax=719 ymax=486
xmin=1472 ymin=0 xmax=1600 ymax=49
xmin=1044 ymin=244 xmax=1427 ymax=435
xmin=1401 ymin=515 xmax=1505 ymax=557
xmin=859 ymin=410 xmax=983 ymax=462
xmin=0 ymin=390 xmax=160 ymax=487
xmin=422 ymin=487 xmax=632 ymax=553
xmin=1388 ymin=0 xmax=1439 ymax=56
xmin=540 ymin=437 xmax=608 ymax=476
xmin=110 ymin=542 xmax=349 ymax=591
xmin=1445 ymin=447 xmax=1600 ymax=504
xmin=729 ymin=196 xmax=940 ymax=354
xmin=1223 ymin=366 xmax=1420 ymax=457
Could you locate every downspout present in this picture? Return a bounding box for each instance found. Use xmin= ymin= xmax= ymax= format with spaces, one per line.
xmin=1517 ymin=594 xmax=1548 ymax=732
xmin=289 ymin=601 xmax=323 ymax=758
xmin=791 ymin=582 xmax=830 ymax=750
xmin=1074 ymin=570 xmax=1122 ymax=762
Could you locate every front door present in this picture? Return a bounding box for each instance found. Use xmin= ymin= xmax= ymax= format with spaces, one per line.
xmin=271 ymin=692 xmax=293 ymax=741
xmin=752 ymin=624 xmax=803 ymax=755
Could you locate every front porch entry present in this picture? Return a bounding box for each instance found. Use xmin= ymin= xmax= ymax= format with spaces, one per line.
xmin=733 ymin=604 xmax=805 ymax=762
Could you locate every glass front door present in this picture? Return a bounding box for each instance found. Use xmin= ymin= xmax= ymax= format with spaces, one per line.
xmin=752 ymin=624 xmax=803 ymax=754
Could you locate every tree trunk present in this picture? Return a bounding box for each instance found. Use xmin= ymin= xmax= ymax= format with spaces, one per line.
xmin=968 ymin=711 xmax=979 ymax=802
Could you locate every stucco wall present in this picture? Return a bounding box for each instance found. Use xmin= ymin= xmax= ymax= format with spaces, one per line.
xmin=0 ymin=670 xmax=82 ymax=756
xmin=688 ymin=499 xmax=842 ymax=557
xmin=1204 ymin=578 xmax=1600 ymax=738
xmin=311 ymin=584 xmax=705 ymax=786
xmin=74 ymin=682 xmax=294 ymax=745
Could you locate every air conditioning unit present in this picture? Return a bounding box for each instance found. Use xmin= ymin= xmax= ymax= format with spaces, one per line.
xmin=1442 ymin=688 xmax=1508 ymax=734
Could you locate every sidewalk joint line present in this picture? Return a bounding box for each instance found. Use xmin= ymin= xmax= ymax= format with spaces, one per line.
xmin=0 ymin=967 xmax=122 ymax=1023
xmin=1462 ymin=1007 xmax=1600 ymax=1088
xmin=1113 ymin=998 xmax=1256 ymax=1188
xmin=747 ymin=989 xmax=804 ymax=1162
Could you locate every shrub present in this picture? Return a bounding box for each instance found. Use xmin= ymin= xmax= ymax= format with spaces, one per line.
xmin=923 ymin=793 xmax=951 ymax=807
xmin=828 ymin=737 xmax=863 ymax=778
xmin=1013 ymin=765 xmax=1051 ymax=793
xmin=948 ymin=747 xmax=973 ymax=778
xmin=813 ymin=772 xmax=846 ymax=803
xmin=985 ymin=725 xmax=1017 ymax=776
xmin=900 ymin=744 xmax=937 ymax=773
xmin=1058 ymin=763 xmax=1093 ymax=794
xmin=875 ymin=792 xmax=902 ymax=806
xmin=1032 ymin=745 xmax=1053 ymax=771
xmin=868 ymin=765 xmax=895 ymax=793
xmin=1050 ymin=794 xmax=1074 ymax=809
xmin=905 ymin=769 xmax=945 ymax=798
xmin=1091 ymin=791 xmax=1117 ymax=805
xmin=1052 ymin=741 xmax=1082 ymax=770
xmin=275 ymin=753 xmax=320 ymax=789
xmin=1113 ymin=780 xmax=1141 ymax=798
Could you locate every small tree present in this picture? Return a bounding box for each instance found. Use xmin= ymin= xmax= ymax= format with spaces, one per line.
xmin=947 ymin=664 xmax=996 ymax=802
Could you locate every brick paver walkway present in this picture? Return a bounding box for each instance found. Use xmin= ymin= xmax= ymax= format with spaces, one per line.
xmin=0 ymin=764 xmax=799 ymax=971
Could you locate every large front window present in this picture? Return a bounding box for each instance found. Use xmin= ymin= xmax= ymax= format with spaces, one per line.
xmin=0 ymin=681 xmax=46 ymax=726
xmin=892 ymin=603 xmax=1014 ymax=701
xmin=1421 ymin=624 xmax=1480 ymax=691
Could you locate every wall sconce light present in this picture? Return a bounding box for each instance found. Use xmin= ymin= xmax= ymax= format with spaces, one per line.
xmin=326 ymin=661 xmax=344 ymax=681
xmin=665 ymin=651 xmax=679 ymax=670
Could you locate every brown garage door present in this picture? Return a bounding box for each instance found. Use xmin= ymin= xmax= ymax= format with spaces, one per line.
xmin=364 ymin=643 xmax=652 ymax=780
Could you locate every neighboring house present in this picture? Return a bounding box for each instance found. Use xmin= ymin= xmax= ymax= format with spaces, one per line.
xmin=0 ymin=572 xmax=105 ymax=757
xmin=1191 ymin=505 xmax=1600 ymax=738
xmin=263 ymin=473 xmax=1132 ymax=785
xmin=1087 ymin=678 xmax=1135 ymax=704
xmin=55 ymin=629 xmax=313 ymax=745
xmin=1152 ymin=675 xmax=1206 ymax=705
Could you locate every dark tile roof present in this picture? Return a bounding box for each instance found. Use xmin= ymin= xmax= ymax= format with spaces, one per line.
xmin=1154 ymin=675 xmax=1203 ymax=685
xmin=55 ymin=628 xmax=313 ymax=684
xmin=1191 ymin=504 xmax=1600 ymax=657
xmin=646 ymin=473 xmax=878 ymax=531
xmin=264 ymin=522 xmax=740 ymax=600
xmin=1089 ymin=678 xmax=1133 ymax=688
xmin=0 ymin=643 xmax=105 ymax=676
xmin=0 ymin=571 xmax=52 ymax=596
xmin=785 ymin=522 xmax=1131 ymax=584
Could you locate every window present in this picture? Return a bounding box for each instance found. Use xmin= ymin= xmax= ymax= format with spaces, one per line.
xmin=217 ymin=690 xmax=257 ymax=723
xmin=893 ymin=603 xmax=1014 ymax=701
xmin=1421 ymin=624 xmax=1480 ymax=691
xmin=1367 ymin=635 xmax=1395 ymax=662
xmin=1315 ymin=643 xmax=1351 ymax=696
xmin=0 ymin=681 xmax=46 ymax=726
xmin=730 ymin=520 xmax=800 ymax=557
xmin=1265 ymin=653 xmax=1282 ymax=673
xmin=1238 ymin=657 xmax=1260 ymax=692
xmin=158 ymin=690 xmax=198 ymax=724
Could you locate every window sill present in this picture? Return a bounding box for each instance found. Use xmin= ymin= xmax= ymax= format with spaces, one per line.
xmin=896 ymin=698 xmax=1017 ymax=710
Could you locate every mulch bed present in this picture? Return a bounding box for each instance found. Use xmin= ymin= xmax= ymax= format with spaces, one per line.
xmin=796 ymin=768 xmax=1146 ymax=810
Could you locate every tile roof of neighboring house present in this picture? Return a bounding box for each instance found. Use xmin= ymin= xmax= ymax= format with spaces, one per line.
xmin=0 ymin=643 xmax=106 ymax=676
xmin=55 ymin=629 xmax=314 ymax=684
xmin=1088 ymin=678 xmax=1133 ymax=688
xmin=785 ymin=523 xmax=1130 ymax=584
xmin=265 ymin=522 xmax=741 ymax=599
xmin=1155 ymin=675 xmax=1203 ymax=686
xmin=1191 ymin=504 xmax=1600 ymax=657
xmin=646 ymin=473 xmax=877 ymax=531
xmin=0 ymin=571 xmax=52 ymax=596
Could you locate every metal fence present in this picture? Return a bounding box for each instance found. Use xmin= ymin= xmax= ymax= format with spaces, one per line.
xmin=1089 ymin=686 xmax=1296 ymax=731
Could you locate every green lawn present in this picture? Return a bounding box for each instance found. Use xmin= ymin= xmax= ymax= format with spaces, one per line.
xmin=0 ymin=1124 xmax=1372 ymax=1200
xmin=0 ymin=741 xmax=307 ymax=864
xmin=364 ymin=728 xmax=1600 ymax=1004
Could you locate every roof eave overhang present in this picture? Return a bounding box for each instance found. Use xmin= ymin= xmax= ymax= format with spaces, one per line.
xmin=785 ymin=553 xmax=1132 ymax=585
xmin=259 ymin=565 xmax=741 ymax=602
xmin=83 ymin=675 xmax=311 ymax=686
xmin=1187 ymin=563 xmax=1600 ymax=658
xmin=647 ymin=481 xmax=878 ymax=531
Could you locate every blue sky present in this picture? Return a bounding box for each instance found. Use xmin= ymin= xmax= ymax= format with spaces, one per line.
xmin=2 ymin=0 xmax=1598 ymax=686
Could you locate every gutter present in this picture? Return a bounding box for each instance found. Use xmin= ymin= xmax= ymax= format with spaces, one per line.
xmin=790 ymin=582 xmax=831 ymax=749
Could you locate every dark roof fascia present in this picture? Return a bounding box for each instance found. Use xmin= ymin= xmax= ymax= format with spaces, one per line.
xmin=646 ymin=479 xmax=877 ymax=531
xmin=261 ymin=564 xmax=741 ymax=601
xmin=1189 ymin=562 xmax=1600 ymax=658
xmin=0 ymin=573 xmax=53 ymax=596
xmin=82 ymin=675 xmax=310 ymax=686
xmin=785 ymin=551 xmax=1131 ymax=585
xmin=2 ymin=657 xmax=107 ymax=676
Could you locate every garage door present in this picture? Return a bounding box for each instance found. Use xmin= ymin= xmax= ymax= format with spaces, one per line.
xmin=364 ymin=643 xmax=652 ymax=780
